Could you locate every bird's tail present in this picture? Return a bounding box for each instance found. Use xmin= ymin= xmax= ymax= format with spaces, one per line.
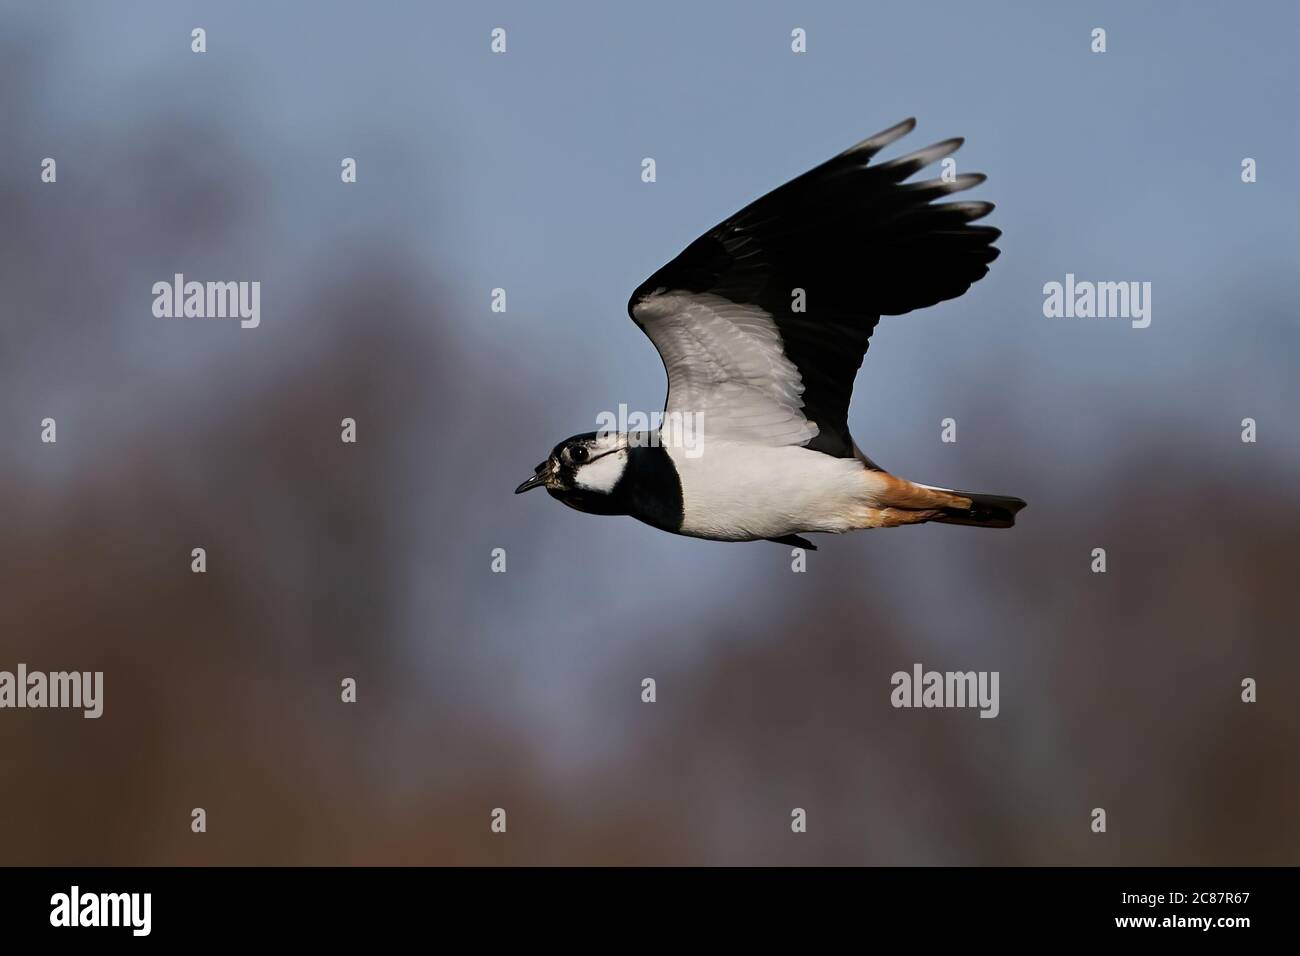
xmin=865 ymin=473 xmax=1026 ymax=529
xmin=930 ymin=489 xmax=1027 ymax=529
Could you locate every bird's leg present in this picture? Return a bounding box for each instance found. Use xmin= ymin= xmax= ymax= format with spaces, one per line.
xmin=860 ymin=507 xmax=942 ymax=529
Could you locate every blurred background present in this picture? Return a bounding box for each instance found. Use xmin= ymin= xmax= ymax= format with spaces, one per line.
xmin=1 ymin=1 xmax=1297 ymax=865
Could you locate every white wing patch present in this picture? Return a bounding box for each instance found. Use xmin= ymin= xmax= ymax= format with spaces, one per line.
xmin=632 ymin=291 xmax=818 ymax=447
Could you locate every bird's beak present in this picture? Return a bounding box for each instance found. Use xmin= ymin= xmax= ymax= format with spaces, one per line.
xmin=515 ymin=460 xmax=552 ymax=494
xmin=515 ymin=473 xmax=547 ymax=494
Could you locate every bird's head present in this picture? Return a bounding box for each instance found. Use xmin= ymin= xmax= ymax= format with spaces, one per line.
xmin=514 ymin=431 xmax=630 ymax=515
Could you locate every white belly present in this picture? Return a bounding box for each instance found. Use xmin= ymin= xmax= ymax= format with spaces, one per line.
xmin=667 ymin=442 xmax=881 ymax=540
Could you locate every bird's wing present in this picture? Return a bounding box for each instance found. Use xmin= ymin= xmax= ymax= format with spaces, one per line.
xmin=627 ymin=118 xmax=1000 ymax=456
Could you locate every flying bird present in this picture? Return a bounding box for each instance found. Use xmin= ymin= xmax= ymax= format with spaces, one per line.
xmin=516 ymin=118 xmax=1025 ymax=549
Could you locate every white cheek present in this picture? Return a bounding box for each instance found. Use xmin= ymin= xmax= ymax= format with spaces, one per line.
xmin=574 ymin=453 xmax=627 ymax=493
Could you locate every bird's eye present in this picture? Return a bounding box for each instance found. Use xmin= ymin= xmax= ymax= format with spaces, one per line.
xmin=568 ymin=445 xmax=589 ymax=465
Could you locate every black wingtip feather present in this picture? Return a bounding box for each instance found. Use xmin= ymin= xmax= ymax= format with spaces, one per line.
xmin=840 ymin=117 xmax=917 ymax=160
